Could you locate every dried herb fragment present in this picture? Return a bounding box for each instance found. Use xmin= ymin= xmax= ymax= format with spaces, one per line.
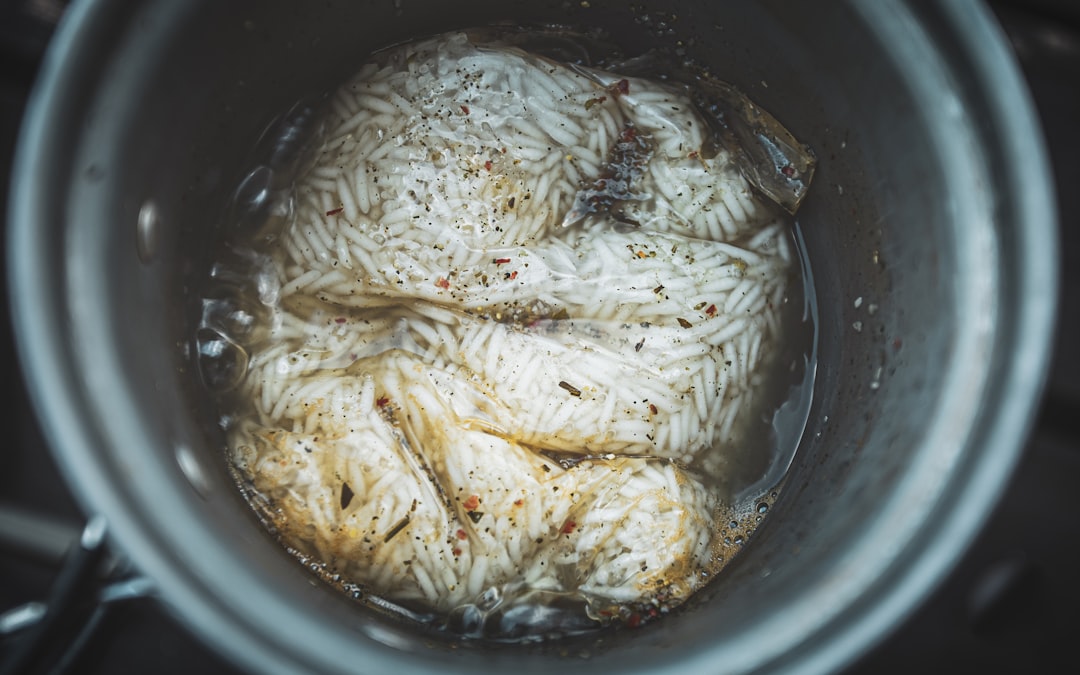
xmin=558 ymin=381 xmax=582 ymax=397
xmin=584 ymin=95 xmax=607 ymax=110
xmin=677 ymin=317 xmax=693 ymax=328
xmin=383 ymin=515 xmax=410 ymax=542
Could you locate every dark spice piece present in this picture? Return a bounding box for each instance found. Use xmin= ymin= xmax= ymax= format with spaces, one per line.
xmin=383 ymin=514 xmax=410 ymax=542
xmin=340 ymin=482 xmax=354 ymax=510
xmin=558 ymin=381 xmax=582 ymax=397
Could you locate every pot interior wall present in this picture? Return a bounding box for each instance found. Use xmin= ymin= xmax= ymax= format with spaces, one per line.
xmin=18 ymin=0 xmax=1047 ymax=673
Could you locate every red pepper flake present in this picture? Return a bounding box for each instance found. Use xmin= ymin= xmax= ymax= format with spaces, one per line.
xmin=649 ymin=404 xmax=658 ymax=415
xmin=627 ymin=612 xmax=642 ymax=628
xmin=460 ymin=104 xmax=470 ymax=114
xmin=435 ymin=277 xmax=450 ymax=289
xmin=376 ymin=396 xmax=389 ymax=407
xmin=463 ymin=494 xmax=480 ymax=511
xmin=513 ymin=499 xmax=523 ymax=506
xmin=325 ymin=207 xmax=344 ymax=216
xmin=560 ymin=520 xmax=577 ymax=534
xmin=705 ymin=304 xmax=717 ymax=316
xmin=456 ymin=529 xmax=467 ymax=540
xmin=608 ymin=78 xmax=630 ymax=97
xmin=781 ymin=164 xmax=796 ymax=178
xmin=484 ymin=160 xmax=493 ymax=171
xmin=335 ymin=316 xmax=347 ymax=324
xmin=509 ymin=270 xmax=518 ymax=280
xmin=688 ymin=150 xmax=699 ymax=160
xmin=452 ymin=548 xmax=461 ymax=556
xmin=493 ymin=257 xmax=511 ymax=265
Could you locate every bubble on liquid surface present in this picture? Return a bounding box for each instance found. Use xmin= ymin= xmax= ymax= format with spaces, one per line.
xmin=196 ymin=327 xmax=249 ymax=392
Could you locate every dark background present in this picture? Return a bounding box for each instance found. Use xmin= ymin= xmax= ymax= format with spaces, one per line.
xmin=1 ymin=0 xmax=1077 ymax=672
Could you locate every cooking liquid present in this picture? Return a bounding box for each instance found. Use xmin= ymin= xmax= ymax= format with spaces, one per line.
xmin=192 ymin=27 xmax=817 ymax=641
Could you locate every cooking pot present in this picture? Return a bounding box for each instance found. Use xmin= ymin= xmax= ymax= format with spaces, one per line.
xmin=6 ymin=0 xmax=1058 ymax=673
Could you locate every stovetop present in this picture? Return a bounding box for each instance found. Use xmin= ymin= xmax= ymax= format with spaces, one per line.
xmin=2 ymin=1 xmax=1077 ymax=673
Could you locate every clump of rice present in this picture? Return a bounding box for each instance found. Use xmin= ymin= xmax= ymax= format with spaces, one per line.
xmin=226 ymin=31 xmax=795 ymax=630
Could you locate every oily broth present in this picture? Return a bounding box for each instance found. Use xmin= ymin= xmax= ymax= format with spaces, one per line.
xmin=192 ymin=26 xmax=817 ymax=641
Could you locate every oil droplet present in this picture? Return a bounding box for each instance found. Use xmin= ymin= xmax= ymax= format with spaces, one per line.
xmin=757 ymin=502 xmax=769 ymax=514
xmin=136 ymin=200 xmax=161 ymax=264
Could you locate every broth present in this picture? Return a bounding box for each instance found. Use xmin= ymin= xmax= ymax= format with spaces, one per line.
xmin=191 ymin=26 xmax=817 ymax=642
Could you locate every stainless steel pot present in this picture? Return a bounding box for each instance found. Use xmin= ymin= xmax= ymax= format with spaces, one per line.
xmin=6 ymin=0 xmax=1058 ymax=673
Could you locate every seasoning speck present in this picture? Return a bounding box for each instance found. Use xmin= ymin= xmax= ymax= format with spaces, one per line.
xmin=558 ymin=381 xmax=582 ymax=397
